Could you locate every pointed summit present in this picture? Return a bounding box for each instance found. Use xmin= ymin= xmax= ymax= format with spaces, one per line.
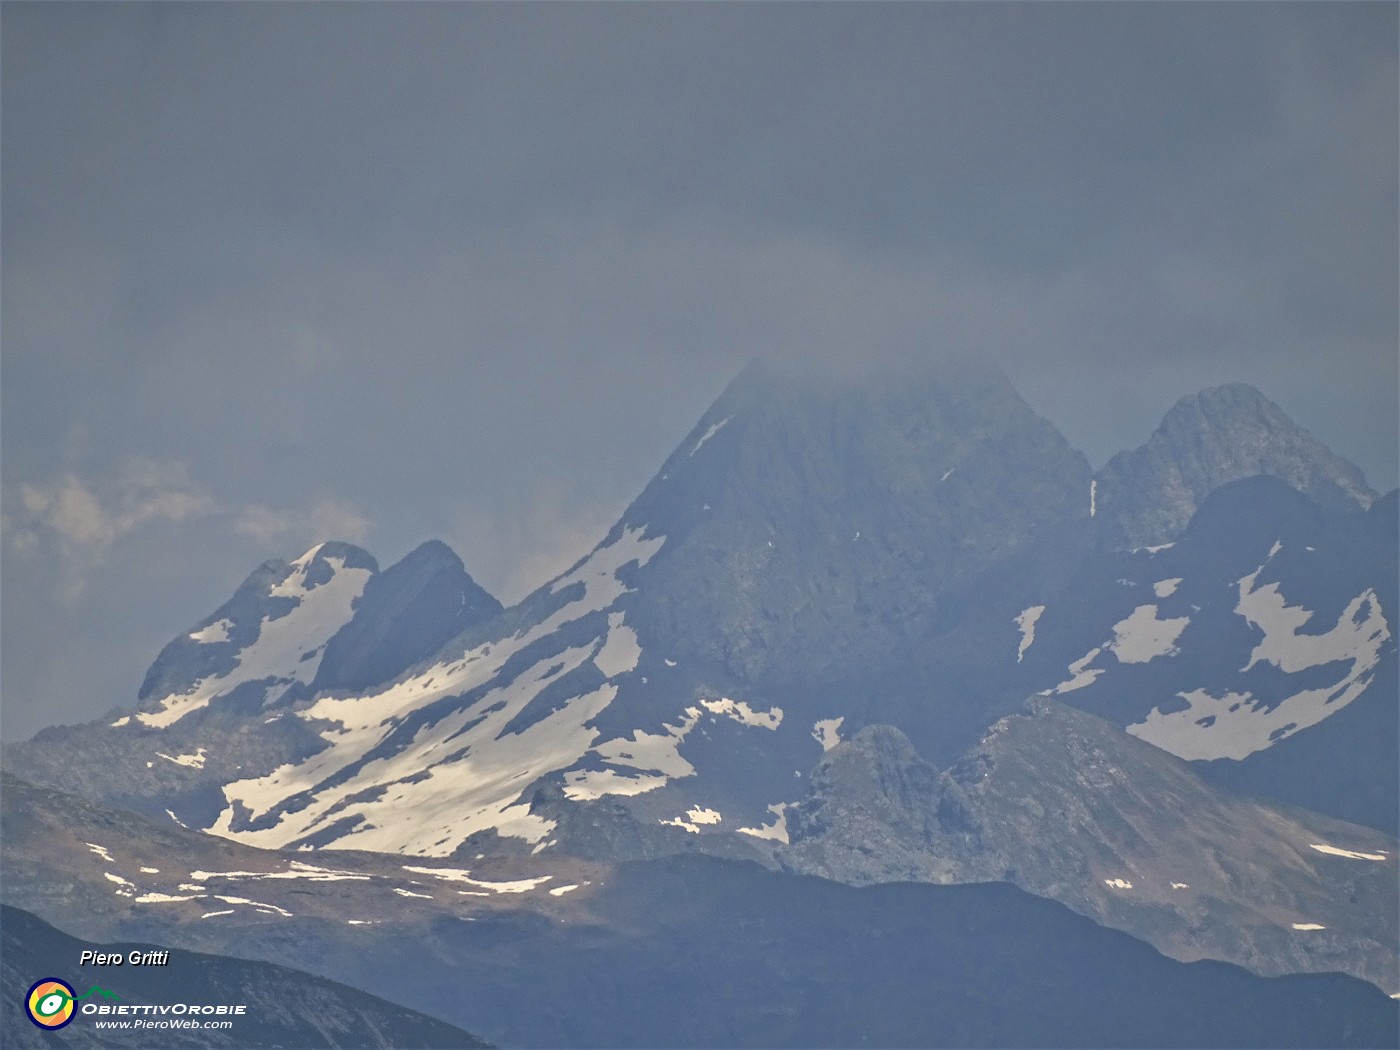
xmin=312 ymin=540 xmax=503 ymax=694
xmin=616 ymin=359 xmax=1093 ymax=682
xmin=134 ymin=541 xmax=380 ymax=725
xmin=1095 ymin=383 xmax=1375 ymax=550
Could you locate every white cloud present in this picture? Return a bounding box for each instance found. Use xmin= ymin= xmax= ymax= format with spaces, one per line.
xmin=234 ymin=496 xmax=373 ymax=547
xmin=5 ymin=458 xmax=214 ymax=559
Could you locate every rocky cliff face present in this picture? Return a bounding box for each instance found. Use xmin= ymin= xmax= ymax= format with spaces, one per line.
xmin=312 ymin=540 xmax=503 ymax=694
xmin=1095 ymin=384 xmax=1375 ymax=550
xmin=783 ymin=703 xmax=1399 ymax=994
xmin=621 ymin=360 xmax=1094 ymax=685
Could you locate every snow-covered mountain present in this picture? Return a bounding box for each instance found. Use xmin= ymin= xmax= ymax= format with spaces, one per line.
xmin=6 ymin=361 xmax=1395 ymax=1000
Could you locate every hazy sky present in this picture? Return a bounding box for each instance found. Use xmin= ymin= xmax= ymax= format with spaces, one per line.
xmin=3 ymin=3 xmax=1396 ymax=741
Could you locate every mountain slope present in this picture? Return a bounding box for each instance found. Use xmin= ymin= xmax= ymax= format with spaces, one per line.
xmin=6 ymin=539 xmax=502 ymax=829
xmin=783 ymin=702 xmax=1399 ymax=994
xmin=2 ymin=776 xmax=1395 ymax=1049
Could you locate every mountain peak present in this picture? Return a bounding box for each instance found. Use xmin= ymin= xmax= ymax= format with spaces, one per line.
xmin=613 ymin=359 xmax=1093 ymax=683
xmin=1095 ymin=383 xmax=1375 ymax=550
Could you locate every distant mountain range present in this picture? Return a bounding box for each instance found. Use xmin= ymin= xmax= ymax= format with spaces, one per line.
xmin=5 ymin=360 xmax=1396 ymax=1045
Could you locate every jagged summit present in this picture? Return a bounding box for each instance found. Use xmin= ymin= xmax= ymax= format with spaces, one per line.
xmin=1095 ymin=383 xmax=1376 ymax=550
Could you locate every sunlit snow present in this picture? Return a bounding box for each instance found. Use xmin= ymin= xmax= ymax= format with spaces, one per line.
xmin=1103 ymin=878 xmax=1132 ymax=890
xmin=1153 ymin=578 xmax=1182 ymax=599
xmin=1291 ymin=923 xmax=1326 ymax=931
xmin=134 ymin=892 xmax=198 ymax=904
xmin=593 ymin=612 xmax=642 ymax=678
xmin=138 ymin=550 xmax=371 ymax=728
xmin=402 ymin=865 xmax=552 ymax=893
xmin=699 ymin=697 xmax=782 ymax=729
xmin=661 ymin=806 xmax=723 ymax=833
xmin=189 ymin=619 xmax=234 ymax=644
xmin=1309 ymin=843 xmax=1388 ymax=861
xmin=736 ymin=803 xmax=790 ymax=843
xmin=209 ymin=528 xmax=666 ymax=855
xmin=156 ymin=748 xmax=208 ymax=770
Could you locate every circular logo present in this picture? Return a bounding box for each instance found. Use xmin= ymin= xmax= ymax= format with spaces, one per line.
xmin=26 ymin=978 xmax=76 ymax=1030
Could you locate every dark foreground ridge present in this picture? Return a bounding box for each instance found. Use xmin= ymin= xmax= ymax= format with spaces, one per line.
xmin=0 ymin=904 xmax=490 ymax=1049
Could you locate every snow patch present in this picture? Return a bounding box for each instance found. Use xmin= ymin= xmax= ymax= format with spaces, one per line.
xmin=189 ymin=618 xmax=234 ymax=644
xmin=85 ymin=843 xmax=114 ymax=863
xmin=1128 ymin=575 xmax=1390 ymax=760
xmin=1291 ymin=923 xmax=1326 ymax=931
xmin=1152 ymin=578 xmax=1182 ymax=599
xmin=1309 ymin=843 xmax=1388 ymax=862
xmin=393 ymin=888 xmax=434 ymax=899
xmin=156 ymin=747 xmax=208 ymax=770
xmin=1170 ymin=882 xmax=1189 ymax=890
xmin=549 ymin=884 xmax=580 ymax=896
xmin=1106 ymin=605 xmax=1189 ymax=664
xmin=699 ymin=697 xmax=783 ymax=730
xmin=402 ymin=865 xmax=553 ymax=893
xmin=1014 ymin=605 xmax=1045 ymax=663
xmin=104 ymin=872 xmax=136 ymax=895
xmin=593 ymin=612 xmax=642 ymax=678
xmin=812 ymin=718 xmax=844 ymax=751
xmin=140 ymin=867 xmax=160 ymax=874
xmin=200 ymin=910 xmax=235 ymax=919
xmin=1089 ymin=479 xmax=1097 ymax=518
xmin=1103 ymin=878 xmax=1132 ymax=890
xmin=211 ymin=895 xmax=292 ymax=917
xmin=689 ymin=416 xmax=731 ymax=456
xmin=189 ymin=864 xmax=370 ymax=883
xmin=135 ymin=892 xmax=198 ymax=904
xmin=662 ymin=806 xmax=722 ymax=833
xmin=1051 ymin=648 xmax=1103 ymax=694
xmin=736 ymin=803 xmax=790 ymax=844
xmin=110 ymin=716 xmax=130 ymax=728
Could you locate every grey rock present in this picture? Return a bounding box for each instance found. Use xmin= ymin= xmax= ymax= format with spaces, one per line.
xmin=783 ymin=701 xmax=1399 ymax=994
xmin=625 ymin=359 xmax=1093 ymax=685
xmin=1095 ymin=383 xmax=1375 ymax=550
xmin=313 ymin=540 xmax=503 ymax=694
